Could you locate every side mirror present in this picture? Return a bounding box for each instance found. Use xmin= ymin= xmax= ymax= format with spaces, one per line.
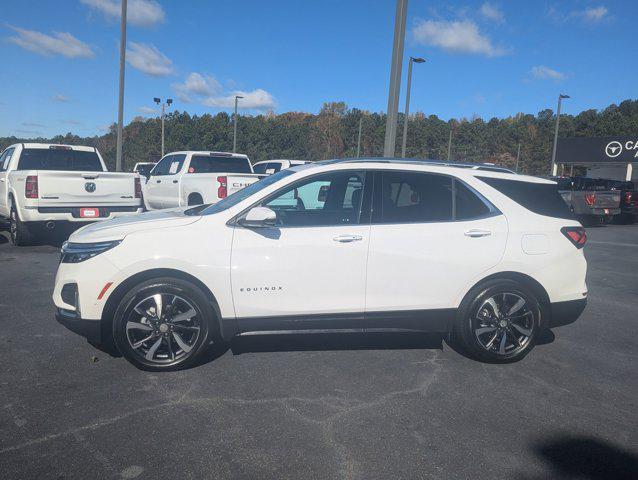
xmin=318 ymin=185 xmax=329 ymax=202
xmin=239 ymin=207 xmax=277 ymax=228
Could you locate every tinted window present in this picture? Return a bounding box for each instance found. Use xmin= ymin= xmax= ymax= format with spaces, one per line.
xmin=17 ymin=148 xmax=102 ymax=171
xmin=478 ymin=176 xmax=575 ymax=220
xmin=376 ymin=171 xmax=453 ymax=223
xmin=188 ymin=155 xmax=252 ymax=174
xmin=0 ymin=148 xmax=14 ymax=171
xmin=455 ymin=180 xmax=494 ymax=220
xmin=253 ymin=163 xmax=269 ymax=174
xmin=261 ymin=171 xmax=366 ymax=227
xmin=151 ymin=154 xmax=186 ymax=176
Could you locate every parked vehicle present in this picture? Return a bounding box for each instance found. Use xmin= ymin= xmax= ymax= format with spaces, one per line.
xmin=252 ymin=159 xmax=310 ymax=175
xmin=143 ymin=151 xmax=262 ymax=210
xmin=597 ymin=179 xmax=635 ymax=224
xmin=54 ymin=158 xmax=587 ymax=370
xmin=0 ymin=143 xmax=143 ymax=245
xmin=132 ymin=162 xmax=156 ymax=179
xmin=552 ymin=176 xmax=621 ymax=226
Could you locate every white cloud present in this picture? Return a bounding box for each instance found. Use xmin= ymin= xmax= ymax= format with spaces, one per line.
xmin=581 ymin=6 xmax=609 ymax=23
xmin=81 ymin=0 xmax=165 ymax=27
xmin=126 ymin=42 xmax=174 ymax=76
xmin=7 ymin=26 xmax=94 ymax=58
xmin=53 ymin=94 xmax=70 ymax=102
xmin=173 ymin=73 xmax=222 ymax=102
xmin=530 ymin=65 xmax=566 ymax=81
xmin=138 ymin=106 xmax=158 ymax=114
xmin=480 ymin=2 xmax=504 ymax=23
xmin=412 ymin=19 xmax=506 ymax=57
xmin=202 ymin=89 xmax=276 ymax=110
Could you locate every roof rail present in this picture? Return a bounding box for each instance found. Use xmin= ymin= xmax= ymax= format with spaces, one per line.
xmin=318 ymin=157 xmax=515 ymax=173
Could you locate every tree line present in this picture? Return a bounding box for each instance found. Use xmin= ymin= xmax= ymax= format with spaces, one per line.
xmin=2 ymin=99 xmax=637 ymax=175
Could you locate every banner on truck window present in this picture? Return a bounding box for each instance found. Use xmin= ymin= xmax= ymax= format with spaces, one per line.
xmin=558 ymin=137 xmax=638 ymax=164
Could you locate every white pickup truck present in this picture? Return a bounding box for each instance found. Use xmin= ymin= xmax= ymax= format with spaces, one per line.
xmin=0 ymin=143 xmax=143 ymax=245
xmin=142 ymin=151 xmax=263 ymax=210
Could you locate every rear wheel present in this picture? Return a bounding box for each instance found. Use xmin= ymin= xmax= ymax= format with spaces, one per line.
xmin=9 ymin=204 xmax=35 ymax=246
xmin=454 ymin=279 xmax=542 ymax=363
xmin=113 ymin=277 xmax=219 ymax=371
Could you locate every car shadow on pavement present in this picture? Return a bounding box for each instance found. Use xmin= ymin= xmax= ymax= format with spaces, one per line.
xmin=516 ymin=435 xmax=638 ymax=480
xmin=229 ymin=331 xmax=443 ymax=355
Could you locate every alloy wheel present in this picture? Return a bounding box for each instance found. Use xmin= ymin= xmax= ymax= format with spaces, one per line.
xmin=125 ymin=293 xmax=201 ymax=364
xmin=472 ymin=292 xmax=535 ymax=356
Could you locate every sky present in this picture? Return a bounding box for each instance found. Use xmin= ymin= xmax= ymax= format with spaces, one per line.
xmin=1 ymin=0 xmax=636 ymax=138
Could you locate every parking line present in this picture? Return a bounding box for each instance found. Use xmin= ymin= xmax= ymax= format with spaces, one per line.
xmin=588 ymin=241 xmax=638 ymax=248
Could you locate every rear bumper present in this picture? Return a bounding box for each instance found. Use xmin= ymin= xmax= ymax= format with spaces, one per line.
xmin=56 ymin=308 xmax=102 ymax=344
xmin=548 ymin=298 xmax=587 ymax=328
xmin=21 ymin=206 xmax=143 ymax=222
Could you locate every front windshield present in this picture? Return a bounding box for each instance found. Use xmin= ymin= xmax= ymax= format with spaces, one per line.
xmin=198 ymin=169 xmax=295 ymax=215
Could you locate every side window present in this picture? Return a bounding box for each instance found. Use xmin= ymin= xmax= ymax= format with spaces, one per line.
xmin=0 ymin=148 xmax=15 ymax=171
xmin=253 ymin=163 xmax=268 ymax=174
xmin=376 ymin=171 xmax=453 ymax=224
xmin=454 ymin=180 xmax=494 ymax=220
xmin=261 ymin=171 xmax=366 ymax=227
xmin=267 ymin=162 xmax=282 ymax=173
xmin=151 ymin=155 xmax=173 ymax=176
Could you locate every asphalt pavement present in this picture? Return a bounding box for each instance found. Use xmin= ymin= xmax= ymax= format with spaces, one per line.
xmin=0 ymin=225 xmax=637 ymax=479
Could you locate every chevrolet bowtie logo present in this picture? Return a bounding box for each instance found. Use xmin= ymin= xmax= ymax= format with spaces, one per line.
xmin=605 ymin=141 xmax=623 ymax=158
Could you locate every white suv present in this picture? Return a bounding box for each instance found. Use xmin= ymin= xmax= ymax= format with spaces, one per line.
xmin=53 ymin=159 xmax=588 ymax=370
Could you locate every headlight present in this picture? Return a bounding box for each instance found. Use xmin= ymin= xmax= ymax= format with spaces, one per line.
xmin=60 ymin=240 xmax=121 ymax=263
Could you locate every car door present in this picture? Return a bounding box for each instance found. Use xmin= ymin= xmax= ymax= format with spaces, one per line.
xmin=230 ymin=170 xmax=371 ymax=323
xmin=145 ymin=155 xmax=172 ymax=209
xmin=365 ymin=170 xmax=507 ymax=316
xmin=0 ymin=148 xmax=15 ymax=217
xmin=162 ymin=154 xmax=186 ymax=207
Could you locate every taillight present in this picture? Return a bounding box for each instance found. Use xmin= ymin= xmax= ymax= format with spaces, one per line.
xmin=624 ymin=191 xmax=632 ymax=205
xmin=561 ymin=226 xmax=587 ymax=249
xmin=25 ymin=175 xmax=38 ymax=199
xmin=134 ymin=177 xmax=142 ymax=198
xmin=584 ymin=194 xmax=595 ymax=206
xmin=217 ymin=176 xmax=227 ymax=198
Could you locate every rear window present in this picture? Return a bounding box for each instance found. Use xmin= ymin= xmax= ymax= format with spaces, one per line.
xmin=478 ymin=176 xmax=575 ymax=220
xmin=189 ymin=155 xmax=252 ymax=174
xmin=18 ymin=148 xmax=103 ymax=172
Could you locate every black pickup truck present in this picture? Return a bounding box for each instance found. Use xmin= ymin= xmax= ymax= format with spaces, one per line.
xmin=552 ymin=177 xmax=621 ymax=226
xmin=597 ymin=179 xmax=635 ymax=224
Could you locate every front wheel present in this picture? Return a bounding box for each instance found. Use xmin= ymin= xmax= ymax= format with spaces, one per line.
xmin=454 ymin=279 xmax=542 ymax=363
xmin=113 ymin=278 xmax=219 ymax=371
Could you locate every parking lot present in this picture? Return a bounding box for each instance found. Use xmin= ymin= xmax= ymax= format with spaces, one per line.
xmin=0 ymin=225 xmax=636 ymax=479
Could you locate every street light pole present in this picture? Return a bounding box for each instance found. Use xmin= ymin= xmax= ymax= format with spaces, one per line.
xmin=233 ymin=95 xmax=243 ymax=153
xmin=383 ymin=0 xmax=408 ymax=157
xmin=153 ymin=98 xmax=172 ymax=158
xmin=401 ymin=56 xmax=425 ymax=158
xmin=551 ymin=94 xmax=570 ymax=176
xmin=356 ymin=116 xmax=363 ymax=158
xmin=515 ymin=142 xmax=521 ymax=173
xmin=447 ymin=127 xmax=453 ymax=161
xmin=115 ymin=0 xmax=127 ymax=172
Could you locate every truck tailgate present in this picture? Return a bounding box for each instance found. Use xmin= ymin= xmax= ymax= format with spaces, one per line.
xmin=226 ymin=174 xmax=262 ymax=196
xmin=593 ymin=192 xmax=620 ymax=208
xmin=36 ymin=171 xmax=138 ymax=206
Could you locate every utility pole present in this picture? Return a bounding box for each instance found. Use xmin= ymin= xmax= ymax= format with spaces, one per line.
xmin=515 ymin=142 xmax=521 ymax=173
xmin=401 ymin=56 xmax=425 ymax=158
xmin=383 ymin=0 xmax=408 ymax=157
xmin=356 ymin=116 xmax=363 ymax=158
xmin=233 ymin=95 xmax=243 ymax=153
xmin=153 ymin=97 xmax=172 ymax=157
xmin=447 ymin=127 xmax=453 ymax=161
xmin=551 ymin=93 xmax=570 ymax=176
xmin=115 ymin=0 xmax=127 ymax=171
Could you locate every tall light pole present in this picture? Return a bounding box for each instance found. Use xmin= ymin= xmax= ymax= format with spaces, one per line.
xmin=401 ymin=56 xmax=425 ymax=158
xmin=551 ymin=93 xmax=570 ymax=176
xmin=153 ymin=97 xmax=172 ymax=157
xmin=115 ymin=0 xmax=127 ymax=172
xmin=515 ymin=142 xmax=521 ymax=173
xmin=383 ymin=0 xmax=408 ymax=157
xmin=447 ymin=127 xmax=453 ymax=161
xmin=356 ymin=116 xmax=363 ymax=157
xmin=233 ymin=95 xmax=243 ymax=153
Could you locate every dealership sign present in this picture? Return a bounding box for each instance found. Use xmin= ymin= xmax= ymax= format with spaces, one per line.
xmin=557 ymin=137 xmax=638 ymax=164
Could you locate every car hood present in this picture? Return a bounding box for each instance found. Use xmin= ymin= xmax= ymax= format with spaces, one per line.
xmin=69 ymin=208 xmax=201 ymax=243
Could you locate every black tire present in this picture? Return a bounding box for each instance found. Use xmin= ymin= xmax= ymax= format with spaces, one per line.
xmin=188 ymin=193 xmax=203 ymax=206
xmin=453 ymin=279 xmax=542 ymax=363
xmin=9 ymin=203 xmax=36 ymax=246
xmin=112 ymin=277 xmax=220 ymax=371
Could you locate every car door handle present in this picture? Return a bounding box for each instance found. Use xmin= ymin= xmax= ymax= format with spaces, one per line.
xmin=333 ymin=234 xmax=363 ymax=243
xmin=156 ymin=180 xmax=161 ymax=183
xmin=464 ymin=229 xmax=492 ymax=238
xmin=172 ymin=180 xmax=178 ymax=184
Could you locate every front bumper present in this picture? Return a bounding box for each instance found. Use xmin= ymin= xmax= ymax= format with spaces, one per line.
xmin=56 ymin=308 xmax=102 ymax=344
xmin=548 ymin=298 xmax=587 ymax=328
